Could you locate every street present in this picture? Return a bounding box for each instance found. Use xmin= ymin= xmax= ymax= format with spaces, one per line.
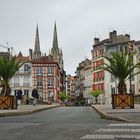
xmin=0 ymin=107 xmax=140 ymax=140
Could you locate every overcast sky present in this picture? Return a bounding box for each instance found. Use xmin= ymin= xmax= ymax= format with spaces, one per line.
xmin=0 ymin=0 xmax=140 ymax=75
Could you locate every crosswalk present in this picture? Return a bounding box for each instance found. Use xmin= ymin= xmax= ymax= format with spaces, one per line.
xmin=80 ymin=123 xmax=140 ymax=140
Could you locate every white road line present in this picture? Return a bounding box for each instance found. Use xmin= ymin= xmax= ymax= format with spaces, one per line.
xmin=96 ymin=128 xmax=140 ymax=132
xmin=109 ymin=123 xmax=140 ymax=127
xmin=80 ymin=135 xmax=114 ymax=139
xmin=80 ymin=135 xmax=140 ymax=139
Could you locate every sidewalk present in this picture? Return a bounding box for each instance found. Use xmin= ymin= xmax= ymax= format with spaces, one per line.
xmin=0 ymin=104 xmax=60 ymax=117
xmin=92 ymin=104 xmax=140 ymax=123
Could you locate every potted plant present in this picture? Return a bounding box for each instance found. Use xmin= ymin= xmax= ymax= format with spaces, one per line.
xmin=0 ymin=56 xmax=23 ymax=109
xmin=89 ymin=89 xmax=101 ymax=104
xmin=103 ymin=50 xmax=139 ymax=108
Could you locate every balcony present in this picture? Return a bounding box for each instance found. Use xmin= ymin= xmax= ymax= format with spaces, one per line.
xmin=13 ymin=83 xmax=20 ymax=87
xmin=15 ymin=70 xmax=31 ymax=75
xmin=36 ymin=73 xmax=43 ymax=76
xmin=47 ymin=73 xmax=53 ymax=76
xmin=48 ymin=84 xmax=54 ymax=88
xmin=23 ymin=83 xmax=30 ymax=86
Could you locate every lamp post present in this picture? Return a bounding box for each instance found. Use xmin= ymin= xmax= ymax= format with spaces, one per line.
xmin=128 ymin=42 xmax=133 ymax=94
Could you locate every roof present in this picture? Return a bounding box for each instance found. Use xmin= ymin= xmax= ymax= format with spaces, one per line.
xmin=16 ymin=54 xmax=29 ymax=62
xmin=93 ymin=38 xmax=110 ymax=47
xmin=31 ymin=56 xmax=60 ymax=69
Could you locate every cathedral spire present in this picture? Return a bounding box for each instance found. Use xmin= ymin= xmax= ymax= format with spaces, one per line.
xmin=52 ymin=22 xmax=59 ymax=49
xmin=33 ymin=24 xmax=41 ymax=59
xmin=51 ymin=22 xmax=64 ymax=70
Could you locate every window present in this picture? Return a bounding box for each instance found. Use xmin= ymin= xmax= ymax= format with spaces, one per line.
xmin=110 ymin=74 xmax=115 ymax=82
xmin=14 ymin=76 xmax=20 ymax=86
xmin=120 ymin=46 xmax=123 ymax=52
xmin=24 ymin=64 xmax=29 ymax=72
xmin=37 ymin=78 xmax=43 ymax=86
xmin=48 ymin=78 xmax=54 ymax=86
xmin=37 ymin=67 xmax=43 ymax=75
xmin=125 ymin=46 xmax=127 ymax=52
xmin=131 ymin=84 xmax=135 ymax=94
xmin=48 ymin=67 xmax=53 ymax=75
xmin=139 ymin=47 xmax=140 ymax=54
xmin=111 ymin=86 xmax=115 ymax=94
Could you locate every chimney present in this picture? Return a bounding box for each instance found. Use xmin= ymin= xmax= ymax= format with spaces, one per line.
xmin=125 ymin=34 xmax=130 ymax=41
xmin=29 ymin=48 xmax=33 ymax=60
xmin=109 ymin=30 xmax=117 ymax=43
xmin=94 ymin=38 xmax=100 ymax=45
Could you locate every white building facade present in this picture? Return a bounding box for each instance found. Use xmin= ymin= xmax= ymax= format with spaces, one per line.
xmin=11 ymin=61 xmax=33 ymax=104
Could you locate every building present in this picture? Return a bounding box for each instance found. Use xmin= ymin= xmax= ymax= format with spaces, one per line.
xmin=75 ymin=60 xmax=85 ymax=99
xmin=83 ymin=59 xmax=92 ymax=104
xmin=11 ymin=52 xmax=32 ymax=104
xmin=134 ymin=40 xmax=140 ymax=95
xmin=50 ymin=22 xmax=66 ymax=92
xmin=10 ymin=22 xmax=66 ymax=104
xmin=75 ymin=58 xmax=92 ymax=104
xmin=33 ymin=25 xmax=41 ymax=59
xmin=91 ymin=30 xmax=139 ymax=104
xmin=30 ymin=23 xmax=65 ymax=103
xmin=66 ymin=74 xmax=75 ymax=97
xmin=31 ymin=56 xmax=60 ymax=103
xmin=50 ymin=22 xmax=64 ymax=70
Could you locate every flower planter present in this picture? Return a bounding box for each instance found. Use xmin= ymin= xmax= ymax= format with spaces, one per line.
xmin=0 ymin=96 xmax=17 ymax=109
xmin=112 ymin=94 xmax=134 ymax=109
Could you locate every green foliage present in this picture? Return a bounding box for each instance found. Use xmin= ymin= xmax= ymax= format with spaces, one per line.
xmin=103 ymin=50 xmax=139 ymax=94
xmin=103 ymin=50 xmax=138 ymax=81
xmin=59 ymin=92 xmax=69 ymax=102
xmin=0 ymin=56 xmax=23 ymax=96
xmin=89 ymin=89 xmax=101 ymax=98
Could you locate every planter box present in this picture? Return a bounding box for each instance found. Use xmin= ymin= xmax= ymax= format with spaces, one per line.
xmin=112 ymin=94 xmax=134 ymax=109
xmin=0 ymin=96 xmax=17 ymax=109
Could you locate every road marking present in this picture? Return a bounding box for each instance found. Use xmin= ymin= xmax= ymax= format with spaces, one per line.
xmin=80 ymin=124 xmax=140 ymax=139
xmin=80 ymin=135 xmax=140 ymax=139
xmin=96 ymin=128 xmax=140 ymax=132
xmin=80 ymin=135 xmax=114 ymax=139
xmin=109 ymin=123 xmax=140 ymax=127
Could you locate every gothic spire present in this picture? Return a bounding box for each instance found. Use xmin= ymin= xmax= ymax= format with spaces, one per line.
xmin=33 ymin=24 xmax=41 ymax=59
xmin=52 ymin=22 xmax=59 ymax=50
xmin=51 ymin=22 xmax=64 ymax=69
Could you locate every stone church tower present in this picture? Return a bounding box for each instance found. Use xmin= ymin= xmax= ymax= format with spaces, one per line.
xmin=51 ymin=22 xmax=64 ymax=69
xmin=33 ymin=25 xmax=41 ymax=59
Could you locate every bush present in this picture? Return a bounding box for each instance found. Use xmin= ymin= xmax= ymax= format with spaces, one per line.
xmin=59 ymin=92 xmax=69 ymax=102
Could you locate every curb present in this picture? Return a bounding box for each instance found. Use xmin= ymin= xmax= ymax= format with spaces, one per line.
xmin=0 ymin=105 xmax=60 ymax=117
xmin=92 ymin=105 xmax=133 ymax=122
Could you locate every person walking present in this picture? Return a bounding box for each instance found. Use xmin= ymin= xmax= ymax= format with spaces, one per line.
xmin=16 ymin=89 xmax=23 ymax=106
xmin=32 ymin=87 xmax=39 ymax=106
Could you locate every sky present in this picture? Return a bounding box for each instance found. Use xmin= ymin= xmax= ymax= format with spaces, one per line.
xmin=0 ymin=0 xmax=140 ymax=75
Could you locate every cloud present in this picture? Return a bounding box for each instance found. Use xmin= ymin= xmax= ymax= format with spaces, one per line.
xmin=0 ymin=0 xmax=140 ymax=75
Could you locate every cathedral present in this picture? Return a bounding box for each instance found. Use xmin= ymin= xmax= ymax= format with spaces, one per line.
xmin=13 ymin=22 xmax=66 ymax=103
xmin=32 ymin=22 xmax=64 ymax=70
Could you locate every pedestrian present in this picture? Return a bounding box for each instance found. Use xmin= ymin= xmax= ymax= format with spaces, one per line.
xmin=16 ymin=89 xmax=23 ymax=106
xmin=32 ymin=87 xmax=39 ymax=106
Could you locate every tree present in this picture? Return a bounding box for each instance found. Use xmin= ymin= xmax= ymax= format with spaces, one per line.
xmin=103 ymin=50 xmax=139 ymax=94
xmin=59 ymin=92 xmax=69 ymax=102
xmin=0 ymin=56 xmax=23 ymax=97
xmin=90 ymin=89 xmax=101 ymax=104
